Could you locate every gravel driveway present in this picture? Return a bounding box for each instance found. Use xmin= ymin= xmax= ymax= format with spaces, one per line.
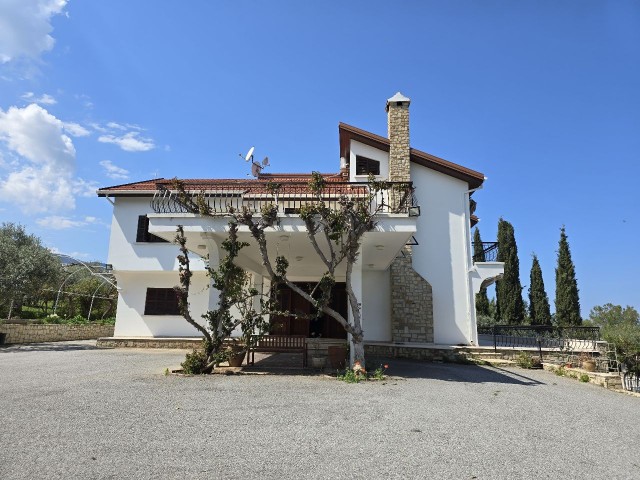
xmin=1 ymin=341 xmax=638 ymax=479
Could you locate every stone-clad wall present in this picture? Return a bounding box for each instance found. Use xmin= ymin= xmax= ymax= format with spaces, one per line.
xmin=387 ymin=100 xmax=411 ymax=183
xmin=0 ymin=324 xmax=114 ymax=344
xmin=365 ymin=344 xmax=463 ymax=362
xmin=390 ymin=249 xmax=434 ymax=343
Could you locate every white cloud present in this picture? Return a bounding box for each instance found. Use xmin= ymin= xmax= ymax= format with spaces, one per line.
xmin=36 ymin=215 xmax=98 ymax=230
xmin=22 ymin=92 xmax=57 ymax=105
xmin=0 ymin=103 xmax=74 ymax=168
xmin=98 ymin=131 xmax=155 ymax=152
xmin=106 ymin=121 xmax=127 ymax=131
xmin=38 ymin=93 xmax=56 ymax=105
xmin=63 ymin=122 xmax=90 ymax=137
xmin=0 ymin=0 xmax=68 ymax=63
xmin=0 ymin=103 xmax=93 ymax=213
xmin=99 ymin=160 xmax=129 ymax=180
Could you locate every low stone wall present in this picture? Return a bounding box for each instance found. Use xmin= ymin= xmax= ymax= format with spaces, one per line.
xmin=97 ymin=337 xmax=202 ymax=349
xmin=0 ymin=324 xmax=114 ymax=344
xmin=365 ymin=344 xmax=465 ymax=363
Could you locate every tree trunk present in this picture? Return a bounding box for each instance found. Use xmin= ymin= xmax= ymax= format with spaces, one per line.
xmin=352 ymin=334 xmax=365 ymax=369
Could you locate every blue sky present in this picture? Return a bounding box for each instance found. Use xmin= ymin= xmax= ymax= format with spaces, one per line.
xmin=0 ymin=1 xmax=638 ymax=316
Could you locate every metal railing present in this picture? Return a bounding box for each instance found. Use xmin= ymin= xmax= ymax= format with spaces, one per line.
xmin=478 ymin=325 xmax=601 ymax=360
xmin=472 ymin=242 xmax=499 ymax=262
xmin=622 ymin=371 xmax=640 ymax=392
xmin=150 ymin=181 xmax=419 ymax=216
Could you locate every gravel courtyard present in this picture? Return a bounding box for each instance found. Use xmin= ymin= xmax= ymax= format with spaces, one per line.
xmin=1 ymin=341 xmax=638 ymax=480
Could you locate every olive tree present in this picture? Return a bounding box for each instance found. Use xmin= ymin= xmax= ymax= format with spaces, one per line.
xmin=0 ymin=223 xmax=62 ymax=318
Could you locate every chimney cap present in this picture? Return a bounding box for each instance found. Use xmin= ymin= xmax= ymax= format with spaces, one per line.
xmin=386 ymin=92 xmax=411 ymax=111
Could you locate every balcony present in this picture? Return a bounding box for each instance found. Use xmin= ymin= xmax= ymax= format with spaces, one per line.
xmin=472 ymin=242 xmax=498 ymax=262
xmin=150 ymin=180 xmax=419 ymax=217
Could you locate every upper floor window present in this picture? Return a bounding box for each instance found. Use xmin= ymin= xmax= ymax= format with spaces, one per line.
xmin=136 ymin=215 xmax=169 ymax=243
xmin=355 ymin=155 xmax=380 ymax=176
xmin=144 ymin=288 xmax=180 ymax=315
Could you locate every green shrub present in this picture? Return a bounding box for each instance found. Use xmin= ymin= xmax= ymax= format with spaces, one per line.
xmin=337 ymin=368 xmax=363 ymax=383
xmin=579 ymin=373 xmax=590 ymax=383
xmin=516 ymin=352 xmax=540 ymax=368
xmin=97 ymin=317 xmax=116 ymax=325
xmin=181 ymin=350 xmax=208 ymax=374
xmin=42 ymin=314 xmax=62 ymax=324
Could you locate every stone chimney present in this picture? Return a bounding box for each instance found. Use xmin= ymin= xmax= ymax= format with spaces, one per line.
xmin=386 ymin=92 xmax=411 ymax=182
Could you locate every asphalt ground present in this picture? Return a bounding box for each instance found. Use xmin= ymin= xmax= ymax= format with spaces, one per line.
xmin=1 ymin=341 xmax=638 ymax=480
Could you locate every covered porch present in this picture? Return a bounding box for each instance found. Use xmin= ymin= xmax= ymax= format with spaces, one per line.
xmin=147 ymin=212 xmax=418 ymax=343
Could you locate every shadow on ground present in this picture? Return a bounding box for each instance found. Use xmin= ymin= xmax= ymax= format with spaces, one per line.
xmin=0 ymin=341 xmax=101 ymax=354
xmin=247 ymin=352 xmax=545 ymax=386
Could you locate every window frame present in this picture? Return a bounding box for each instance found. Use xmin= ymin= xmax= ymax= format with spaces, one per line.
xmin=143 ymin=288 xmax=181 ymax=316
xmin=136 ymin=215 xmax=169 ymax=243
xmin=354 ymin=155 xmax=381 ymax=176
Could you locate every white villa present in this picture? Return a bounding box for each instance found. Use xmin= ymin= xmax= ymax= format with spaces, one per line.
xmin=97 ymin=93 xmax=503 ymax=348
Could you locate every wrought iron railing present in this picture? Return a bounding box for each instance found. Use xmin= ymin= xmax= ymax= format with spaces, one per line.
xmin=477 ymin=325 xmax=601 ymax=360
xmin=150 ymin=181 xmax=419 ymax=216
xmin=473 ymin=242 xmax=499 ymax=262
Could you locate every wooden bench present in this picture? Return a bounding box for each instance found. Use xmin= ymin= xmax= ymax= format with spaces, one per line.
xmin=249 ymin=335 xmax=307 ymax=367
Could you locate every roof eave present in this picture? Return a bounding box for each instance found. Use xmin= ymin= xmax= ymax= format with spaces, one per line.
xmin=339 ymin=122 xmax=486 ymax=188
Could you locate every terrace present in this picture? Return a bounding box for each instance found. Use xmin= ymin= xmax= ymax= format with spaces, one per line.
xmin=149 ymin=179 xmax=420 ymax=217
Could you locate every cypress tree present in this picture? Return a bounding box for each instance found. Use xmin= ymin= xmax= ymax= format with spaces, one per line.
xmin=495 ymin=218 xmax=525 ymax=324
xmin=473 ymin=228 xmax=491 ymax=317
xmin=528 ymin=254 xmax=551 ymax=326
xmin=555 ymin=226 xmax=581 ymax=325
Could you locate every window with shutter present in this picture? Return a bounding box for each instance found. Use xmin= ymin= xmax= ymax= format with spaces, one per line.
xmin=355 ymin=155 xmax=380 ymax=176
xmin=144 ymin=288 xmax=180 ymax=315
xmin=136 ymin=215 xmax=169 ymax=243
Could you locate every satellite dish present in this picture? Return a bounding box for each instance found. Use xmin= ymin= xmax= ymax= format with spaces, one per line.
xmin=251 ymin=163 xmax=261 ymax=177
xmin=262 ymin=157 xmax=269 ymax=166
xmin=244 ymin=146 xmax=255 ymax=162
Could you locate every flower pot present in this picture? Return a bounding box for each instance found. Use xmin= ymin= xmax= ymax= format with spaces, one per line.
xmin=227 ymin=350 xmax=245 ymax=367
xmin=582 ymin=360 xmax=596 ymax=372
xmin=311 ymin=356 xmax=325 ymax=369
xmin=327 ymin=345 xmax=347 ymax=370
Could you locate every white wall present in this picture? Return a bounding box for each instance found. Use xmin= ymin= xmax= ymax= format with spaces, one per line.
xmin=361 ymin=269 xmax=392 ymax=342
xmin=409 ymin=163 xmax=473 ymax=345
xmin=107 ymin=197 xmax=206 ymax=272
xmin=113 ymin=271 xmax=210 ymax=337
xmin=349 ymin=140 xmax=389 ymax=181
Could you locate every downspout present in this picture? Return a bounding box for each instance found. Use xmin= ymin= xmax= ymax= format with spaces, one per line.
xmin=463 ymin=185 xmax=483 ymax=346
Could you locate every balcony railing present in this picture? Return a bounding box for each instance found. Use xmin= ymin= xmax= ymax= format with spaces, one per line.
xmin=150 ymin=181 xmax=419 ymax=216
xmin=478 ymin=325 xmax=602 ymax=359
xmin=472 ymin=242 xmax=498 ymax=262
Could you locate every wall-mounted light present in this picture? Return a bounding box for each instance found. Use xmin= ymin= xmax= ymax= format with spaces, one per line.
xmin=375 ymin=245 xmax=384 ymax=251
xmin=197 ymin=244 xmax=206 ymax=250
xmin=295 ymin=256 xmax=303 ymax=261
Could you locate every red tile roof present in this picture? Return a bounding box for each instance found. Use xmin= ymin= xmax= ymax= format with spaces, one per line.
xmin=98 ymin=122 xmax=485 ymax=195
xmin=97 ymin=174 xmax=348 ymax=196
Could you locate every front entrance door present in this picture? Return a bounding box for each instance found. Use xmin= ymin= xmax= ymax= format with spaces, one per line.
xmin=270 ymin=282 xmax=347 ymax=339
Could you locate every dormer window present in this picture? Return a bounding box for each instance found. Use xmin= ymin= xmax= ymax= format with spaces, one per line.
xmin=355 ymin=155 xmax=380 ymax=176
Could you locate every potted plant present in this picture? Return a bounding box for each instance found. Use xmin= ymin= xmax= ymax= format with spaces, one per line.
xmin=579 ymin=353 xmax=596 ymax=372
xmin=226 ymin=339 xmax=246 ymax=367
